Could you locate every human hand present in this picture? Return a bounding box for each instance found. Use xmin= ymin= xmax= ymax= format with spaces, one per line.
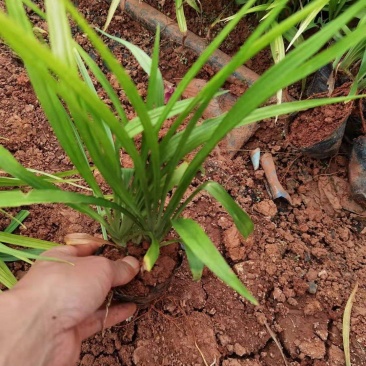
xmin=0 ymin=236 xmax=140 ymax=366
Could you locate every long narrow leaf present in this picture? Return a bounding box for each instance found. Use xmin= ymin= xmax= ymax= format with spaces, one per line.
xmin=75 ymin=45 xmax=128 ymax=125
xmin=175 ymin=0 xmax=187 ymax=35
xmin=0 ymin=243 xmax=69 ymax=264
xmin=287 ymin=1 xmax=326 ymax=50
xmin=0 ymin=260 xmax=17 ymax=289
xmin=0 ymin=232 xmax=58 ymax=250
xmin=0 ymin=249 xmax=43 ymax=262
xmin=45 ymin=0 xmax=75 ymax=69
xmin=174 ymin=181 xmax=253 ymax=238
xmin=147 ymin=26 xmax=164 ymax=110
xmin=5 ymin=0 xmax=33 ymax=34
xmin=3 ymin=210 xmax=29 ymax=233
xmin=173 ymin=218 xmax=258 ymax=305
xmin=0 ymin=189 xmax=141 ymax=227
xmin=103 ymin=0 xmax=120 ymax=31
xmin=184 ymin=244 xmax=204 ymax=281
xmin=343 ymin=282 xmax=359 ymax=366
xmin=97 ymin=27 xmax=164 ymax=102
xmin=143 ymin=237 xmax=160 ymax=271
xmin=164 ymin=94 xmax=366 ymax=163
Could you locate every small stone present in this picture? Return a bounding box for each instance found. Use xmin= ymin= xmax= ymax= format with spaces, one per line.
xmin=308 ymin=281 xmax=318 ymax=294
xmin=292 ymin=195 xmax=302 ymax=206
xmin=207 ymin=308 xmax=216 ymax=315
xmin=287 ymin=298 xmax=298 ymax=306
xmin=311 ymin=248 xmax=328 ymax=259
xmin=265 ymin=244 xmax=282 ymax=260
xmin=265 ymin=263 xmax=277 ymax=276
xmin=273 ymin=287 xmax=286 ymax=302
xmin=283 ymin=287 xmax=296 ymax=298
xmin=298 ymin=224 xmax=309 ymax=233
xmin=306 ymin=269 xmax=318 ymax=282
xmin=223 ymin=226 xmax=245 ymax=261
xmin=233 ymin=343 xmax=247 ymax=356
xmin=25 ymin=104 xmax=34 ymax=112
xmin=314 ymin=321 xmax=328 ymax=341
xmin=318 ymin=270 xmax=328 ymax=279
xmin=218 ymin=216 xmax=232 ymax=229
xmin=246 ymin=177 xmax=255 ymax=188
xmin=253 ymin=199 xmax=277 ymax=217
xmin=298 ymin=338 xmax=326 ymax=359
xmin=304 ymin=300 xmax=322 ymax=316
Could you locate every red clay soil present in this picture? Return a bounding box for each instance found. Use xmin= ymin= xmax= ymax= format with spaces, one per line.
xmin=105 ymin=243 xmax=182 ymax=303
xmin=1 ymin=1 xmax=366 ymax=366
xmin=289 ymin=86 xmax=354 ymax=148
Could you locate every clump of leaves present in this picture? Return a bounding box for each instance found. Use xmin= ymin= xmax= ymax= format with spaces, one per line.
xmin=175 ymin=0 xmax=202 ymax=37
xmin=222 ymin=0 xmax=363 ymax=101
xmin=0 ymin=0 xmax=365 ymax=303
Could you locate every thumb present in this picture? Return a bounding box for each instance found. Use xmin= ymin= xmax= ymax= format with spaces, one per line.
xmin=110 ymin=256 xmax=140 ymax=287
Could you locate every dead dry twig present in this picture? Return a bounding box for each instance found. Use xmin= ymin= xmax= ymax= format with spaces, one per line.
xmin=264 ymin=319 xmax=289 ymax=366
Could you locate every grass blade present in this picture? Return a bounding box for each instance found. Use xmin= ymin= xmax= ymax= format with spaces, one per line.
xmin=0 ymin=243 xmax=69 ymax=264
xmin=173 ymin=181 xmax=253 ymax=238
xmin=175 ymin=0 xmax=187 ymax=35
xmin=0 ymin=249 xmax=43 ymax=262
xmin=103 ymin=0 xmax=120 ymax=31
xmin=286 ymin=1 xmax=326 ymax=50
xmin=0 ymin=232 xmax=58 ymax=250
xmin=164 ymin=94 xmax=366 ymax=163
xmin=45 ymin=0 xmax=75 ymax=69
xmin=0 ymin=260 xmax=17 ymax=289
xmin=173 ymin=218 xmax=258 ymax=305
xmin=147 ymin=26 xmax=164 ymax=110
xmin=343 ymin=282 xmax=359 ymax=366
xmin=143 ymin=237 xmax=160 ymax=271
xmin=75 ymin=45 xmax=128 ymax=125
xmin=184 ymin=244 xmax=204 ymax=281
xmin=0 ymin=189 xmax=141 ymax=227
xmin=3 ymin=210 xmax=29 ymax=233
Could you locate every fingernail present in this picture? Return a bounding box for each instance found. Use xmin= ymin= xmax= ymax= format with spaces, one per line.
xmin=122 ymin=256 xmax=140 ymax=271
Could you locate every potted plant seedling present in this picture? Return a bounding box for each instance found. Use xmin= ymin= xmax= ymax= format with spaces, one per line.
xmin=0 ymin=0 xmax=365 ymax=303
xmin=288 ymin=10 xmax=366 ymax=161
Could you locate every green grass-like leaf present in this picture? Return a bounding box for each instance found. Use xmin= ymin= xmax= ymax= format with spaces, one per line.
xmin=1 ymin=0 xmax=365 ymax=301
xmin=173 ymin=218 xmax=258 ymax=305
xmin=103 ymin=0 xmax=120 ymax=31
xmin=0 ymin=260 xmax=17 ymax=289
xmin=343 ymin=282 xmax=359 ymax=366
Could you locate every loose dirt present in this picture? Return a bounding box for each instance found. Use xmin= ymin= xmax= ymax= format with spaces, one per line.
xmin=0 ymin=1 xmax=365 ymax=365
xmin=289 ymin=85 xmax=354 ymax=148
